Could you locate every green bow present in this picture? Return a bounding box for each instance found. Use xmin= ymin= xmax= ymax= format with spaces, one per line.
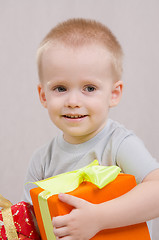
xmin=34 ymin=160 xmax=121 ymax=194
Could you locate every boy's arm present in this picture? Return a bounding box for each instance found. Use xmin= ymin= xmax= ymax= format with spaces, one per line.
xmin=52 ymin=168 xmax=159 ymax=240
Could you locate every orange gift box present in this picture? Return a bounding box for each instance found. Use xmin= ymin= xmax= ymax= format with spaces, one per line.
xmin=30 ymin=161 xmax=150 ymax=240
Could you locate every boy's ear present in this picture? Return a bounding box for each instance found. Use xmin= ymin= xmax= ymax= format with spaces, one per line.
xmin=109 ymin=80 xmax=123 ymax=108
xmin=37 ymin=84 xmax=47 ymax=108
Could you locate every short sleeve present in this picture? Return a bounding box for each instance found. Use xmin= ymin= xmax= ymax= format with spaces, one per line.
xmin=116 ymin=135 xmax=159 ymax=184
xmin=22 ymin=148 xmax=45 ymax=204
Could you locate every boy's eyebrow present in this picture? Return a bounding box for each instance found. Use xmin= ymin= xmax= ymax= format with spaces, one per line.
xmin=47 ymin=79 xmax=66 ymax=87
xmin=47 ymin=77 xmax=103 ymax=84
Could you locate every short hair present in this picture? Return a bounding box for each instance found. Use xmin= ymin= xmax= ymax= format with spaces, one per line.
xmin=37 ymin=18 xmax=123 ymax=82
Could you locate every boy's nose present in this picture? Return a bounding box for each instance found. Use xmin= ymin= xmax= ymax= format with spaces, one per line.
xmin=65 ymin=91 xmax=81 ymax=108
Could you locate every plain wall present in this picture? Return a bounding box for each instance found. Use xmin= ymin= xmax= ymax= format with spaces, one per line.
xmin=0 ymin=0 xmax=159 ymax=239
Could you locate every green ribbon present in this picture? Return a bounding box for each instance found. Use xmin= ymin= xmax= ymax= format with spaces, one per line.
xmin=33 ymin=160 xmax=121 ymax=240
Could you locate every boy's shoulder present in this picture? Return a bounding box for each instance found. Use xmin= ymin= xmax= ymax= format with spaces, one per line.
xmin=107 ymin=119 xmax=134 ymax=138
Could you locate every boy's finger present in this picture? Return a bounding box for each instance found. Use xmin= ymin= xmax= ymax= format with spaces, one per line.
xmin=52 ymin=214 xmax=69 ymax=228
xmin=53 ymin=226 xmax=69 ymax=238
xmin=58 ymin=193 xmax=85 ymax=208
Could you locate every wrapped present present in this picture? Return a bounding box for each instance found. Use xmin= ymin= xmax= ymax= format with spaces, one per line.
xmin=0 ymin=200 xmax=40 ymax=240
xmin=30 ymin=160 xmax=150 ymax=240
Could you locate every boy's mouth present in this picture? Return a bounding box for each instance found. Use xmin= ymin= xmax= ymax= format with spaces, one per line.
xmin=63 ymin=114 xmax=87 ymax=119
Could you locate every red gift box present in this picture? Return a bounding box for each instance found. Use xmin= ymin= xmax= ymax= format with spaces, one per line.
xmin=0 ymin=201 xmax=40 ymax=240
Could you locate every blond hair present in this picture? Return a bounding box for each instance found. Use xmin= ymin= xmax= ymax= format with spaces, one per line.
xmin=37 ymin=18 xmax=123 ymax=81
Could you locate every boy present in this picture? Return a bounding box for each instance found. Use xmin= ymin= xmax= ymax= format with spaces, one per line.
xmin=23 ymin=19 xmax=159 ymax=239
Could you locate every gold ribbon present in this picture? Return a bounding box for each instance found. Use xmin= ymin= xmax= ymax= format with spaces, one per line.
xmin=33 ymin=160 xmax=121 ymax=240
xmin=0 ymin=194 xmax=12 ymax=209
xmin=1 ymin=207 xmax=19 ymax=240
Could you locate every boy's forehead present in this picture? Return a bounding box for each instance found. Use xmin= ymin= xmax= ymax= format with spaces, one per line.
xmin=42 ymin=41 xmax=112 ymax=64
xmin=40 ymin=42 xmax=115 ymax=85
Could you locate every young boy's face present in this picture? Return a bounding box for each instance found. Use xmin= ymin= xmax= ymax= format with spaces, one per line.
xmin=38 ymin=43 xmax=122 ymax=144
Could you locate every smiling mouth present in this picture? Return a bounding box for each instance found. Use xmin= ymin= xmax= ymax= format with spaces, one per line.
xmin=63 ymin=115 xmax=87 ymax=119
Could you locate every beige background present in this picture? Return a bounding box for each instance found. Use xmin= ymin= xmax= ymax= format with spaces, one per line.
xmin=0 ymin=0 xmax=159 ymax=239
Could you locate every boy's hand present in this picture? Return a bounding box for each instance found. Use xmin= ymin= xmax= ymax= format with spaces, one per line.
xmin=52 ymin=193 xmax=100 ymax=240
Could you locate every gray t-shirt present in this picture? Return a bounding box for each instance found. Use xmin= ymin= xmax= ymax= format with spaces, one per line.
xmin=23 ymin=119 xmax=159 ymax=204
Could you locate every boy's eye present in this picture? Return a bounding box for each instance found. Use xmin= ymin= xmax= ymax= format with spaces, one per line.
xmin=84 ymin=86 xmax=96 ymax=92
xmin=54 ymin=86 xmax=67 ymax=92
